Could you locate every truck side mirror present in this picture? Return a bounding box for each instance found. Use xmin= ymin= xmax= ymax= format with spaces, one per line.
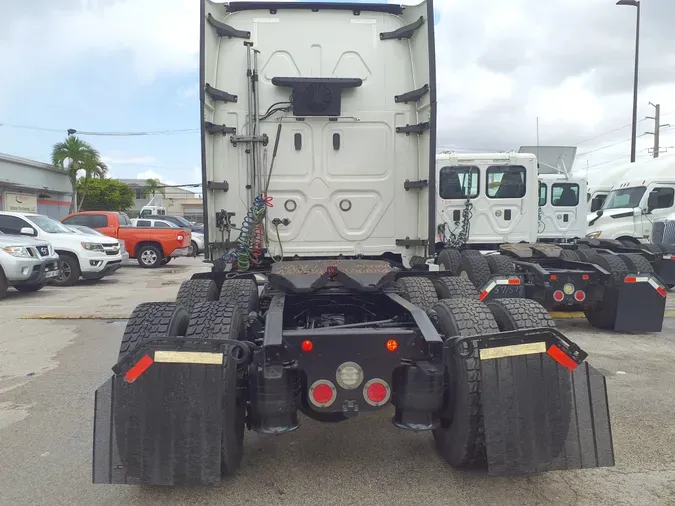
xmin=20 ymin=227 xmax=36 ymax=236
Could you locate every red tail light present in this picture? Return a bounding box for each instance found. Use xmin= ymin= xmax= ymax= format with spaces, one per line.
xmin=574 ymin=290 xmax=586 ymax=302
xmin=301 ymin=340 xmax=313 ymax=352
xmin=553 ymin=290 xmax=565 ymax=302
xmin=363 ymin=378 xmax=391 ymax=407
xmin=177 ymin=234 xmax=184 ymax=242
xmin=309 ymin=380 xmax=336 ymax=407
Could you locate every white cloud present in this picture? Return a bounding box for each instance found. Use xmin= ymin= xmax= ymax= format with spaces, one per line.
xmin=136 ymin=169 xmax=164 ymax=181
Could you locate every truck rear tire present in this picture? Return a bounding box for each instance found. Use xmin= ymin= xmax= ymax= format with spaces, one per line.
xmin=575 ymin=248 xmax=596 ymax=262
xmin=457 ymin=251 xmax=491 ymax=289
xmin=53 ymin=253 xmax=81 ymax=286
xmin=487 ymin=298 xmax=556 ymax=331
xmin=114 ymin=302 xmax=190 ymax=473
xmin=118 ymin=302 xmax=190 ymax=361
xmin=559 ymin=249 xmax=580 ymax=261
xmin=437 ymin=249 xmax=461 ymax=274
xmin=432 ymin=276 xmax=477 ymax=299
xmin=185 ymin=301 xmax=246 ymax=477
xmin=619 ymin=253 xmax=654 ymax=274
xmin=137 ymin=244 xmax=163 ymax=268
xmin=220 ymin=278 xmax=259 ymax=318
xmin=486 ymin=254 xmax=515 ymax=275
xmin=431 ymin=298 xmax=499 ymax=470
xmin=638 ymin=243 xmax=664 ymax=255
xmin=396 ymin=276 xmax=438 ymax=310
xmin=176 ymin=279 xmax=219 ymax=314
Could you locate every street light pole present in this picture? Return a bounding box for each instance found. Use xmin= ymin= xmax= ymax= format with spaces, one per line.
xmin=617 ymin=0 xmax=640 ymax=163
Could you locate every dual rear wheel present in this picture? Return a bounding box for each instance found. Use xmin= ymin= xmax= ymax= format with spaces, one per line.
xmin=117 ymin=277 xmax=259 ymax=481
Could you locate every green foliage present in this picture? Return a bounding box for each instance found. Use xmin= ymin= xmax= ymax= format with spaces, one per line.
xmin=51 ymin=135 xmax=108 ymax=212
xmin=77 ymin=178 xmax=135 ymax=212
xmin=143 ymin=178 xmax=166 ymax=198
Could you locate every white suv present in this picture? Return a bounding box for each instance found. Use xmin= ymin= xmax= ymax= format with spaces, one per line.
xmin=0 ymin=212 xmax=123 ymax=286
xmin=0 ymin=231 xmax=61 ymax=298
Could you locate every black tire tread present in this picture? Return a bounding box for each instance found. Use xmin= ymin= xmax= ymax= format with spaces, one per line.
xmin=487 ymin=298 xmax=556 ymax=331
xmin=432 ymin=298 xmax=499 ymax=469
xmin=559 ymin=249 xmax=580 ymax=261
xmin=220 ymin=278 xmax=259 ymax=317
xmin=437 ymin=249 xmax=461 ymax=274
xmin=589 ymin=253 xmax=628 ymax=285
xmin=638 ymin=243 xmax=664 ymax=255
xmin=396 ymin=276 xmax=439 ymax=310
xmin=118 ymin=302 xmax=189 ymax=360
xmin=486 ymin=254 xmax=516 ymax=275
xmin=458 ymin=252 xmax=492 ymax=288
xmin=0 ymin=268 xmax=7 ymax=299
xmin=575 ymin=248 xmax=595 ymax=262
xmin=619 ymin=253 xmax=654 ymax=274
xmin=175 ymin=279 xmax=219 ymax=314
xmin=185 ymin=300 xmax=245 ymax=477
xmin=13 ymin=283 xmax=45 ymax=293
xmin=432 ymin=276 xmax=478 ymax=299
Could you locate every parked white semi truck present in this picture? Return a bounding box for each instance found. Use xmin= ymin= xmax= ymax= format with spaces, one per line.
xmin=93 ymin=0 xmax=615 ymax=487
xmin=433 ymin=151 xmax=666 ymax=332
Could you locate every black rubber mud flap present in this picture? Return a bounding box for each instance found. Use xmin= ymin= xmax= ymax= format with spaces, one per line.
xmin=93 ymin=349 xmax=233 ymax=485
xmin=613 ymin=274 xmax=667 ymax=332
xmin=480 ymin=353 xmax=615 ymax=475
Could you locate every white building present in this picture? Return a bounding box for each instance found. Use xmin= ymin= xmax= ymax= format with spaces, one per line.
xmin=0 ymin=152 xmax=73 ymax=219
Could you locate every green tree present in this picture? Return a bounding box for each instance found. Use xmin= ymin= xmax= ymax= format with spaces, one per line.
xmin=143 ymin=178 xmax=165 ymax=198
xmin=77 ymin=178 xmax=135 ymax=212
xmin=77 ymin=152 xmax=109 ymax=211
xmin=51 ymin=136 xmax=103 ymax=213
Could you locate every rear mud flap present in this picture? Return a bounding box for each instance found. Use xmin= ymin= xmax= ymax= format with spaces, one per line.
xmin=93 ymin=362 xmax=226 ymax=485
xmin=614 ymin=275 xmax=666 ymax=332
xmin=480 ymin=354 xmax=614 ymax=475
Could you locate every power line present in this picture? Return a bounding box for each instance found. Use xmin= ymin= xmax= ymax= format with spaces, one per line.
xmin=577 ymin=135 xmax=644 ymax=157
xmin=0 ymin=122 xmax=198 ymax=136
xmin=585 ymin=155 xmax=630 ymax=170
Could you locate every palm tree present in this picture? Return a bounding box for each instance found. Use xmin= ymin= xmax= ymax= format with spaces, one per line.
xmin=143 ymin=178 xmax=166 ymax=198
xmin=51 ymin=136 xmax=99 ymax=213
xmin=77 ymin=153 xmax=108 ymax=211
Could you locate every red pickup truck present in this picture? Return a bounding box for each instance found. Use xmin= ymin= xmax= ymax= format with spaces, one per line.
xmin=62 ymin=211 xmax=192 ymax=268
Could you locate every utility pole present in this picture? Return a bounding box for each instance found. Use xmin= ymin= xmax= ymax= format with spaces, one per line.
xmin=616 ymin=0 xmax=641 ymax=162
xmin=645 ymin=103 xmax=671 ymax=158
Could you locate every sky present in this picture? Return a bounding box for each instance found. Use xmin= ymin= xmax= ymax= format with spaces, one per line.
xmin=1 ymin=0 xmax=674 ymax=190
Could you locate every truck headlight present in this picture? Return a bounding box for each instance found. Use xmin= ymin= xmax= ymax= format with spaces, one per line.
xmin=586 ymin=232 xmax=602 ymax=239
xmin=81 ymin=242 xmax=105 ymax=252
xmin=2 ymin=246 xmax=31 ymax=258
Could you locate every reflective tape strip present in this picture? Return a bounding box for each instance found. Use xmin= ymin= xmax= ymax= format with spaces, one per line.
xmin=479 ymin=342 xmax=547 ymax=360
xmin=495 ymin=277 xmax=521 ymax=285
xmin=663 ymin=255 xmax=675 ymax=261
xmin=624 ymin=276 xmax=649 ymax=283
xmin=153 ymin=351 xmax=224 ymax=365
xmin=647 ymin=277 xmax=668 ymax=297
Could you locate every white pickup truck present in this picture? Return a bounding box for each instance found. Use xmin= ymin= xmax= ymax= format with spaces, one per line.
xmin=0 ymin=231 xmax=61 ymax=298
xmin=0 ymin=212 xmax=123 ymax=286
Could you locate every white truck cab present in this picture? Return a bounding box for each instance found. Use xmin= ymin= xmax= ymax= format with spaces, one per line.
xmin=0 ymin=212 xmax=123 ymax=285
xmin=435 ymin=152 xmax=538 ymax=246
xmin=586 ymin=156 xmax=675 ymax=242
xmin=537 ymin=173 xmax=587 ymax=241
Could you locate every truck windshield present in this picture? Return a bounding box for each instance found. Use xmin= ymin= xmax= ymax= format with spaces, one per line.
xmin=30 ymin=215 xmax=73 ymax=234
xmin=602 ymin=186 xmax=646 ymax=210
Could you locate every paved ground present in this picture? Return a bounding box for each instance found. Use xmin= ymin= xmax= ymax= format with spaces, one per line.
xmin=1 ymin=257 xmax=674 ymax=506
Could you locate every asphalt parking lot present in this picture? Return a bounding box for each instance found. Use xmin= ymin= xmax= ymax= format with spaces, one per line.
xmin=1 ymin=257 xmax=674 ymax=506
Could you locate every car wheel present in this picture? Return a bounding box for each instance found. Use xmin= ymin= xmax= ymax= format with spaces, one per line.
xmin=14 ymin=283 xmax=46 ymax=293
xmin=137 ymin=245 xmax=162 ymax=268
xmin=0 ymin=268 xmax=8 ymax=299
xmin=53 ymin=254 xmax=81 ymax=286
xmin=191 ymin=241 xmax=199 ymax=257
